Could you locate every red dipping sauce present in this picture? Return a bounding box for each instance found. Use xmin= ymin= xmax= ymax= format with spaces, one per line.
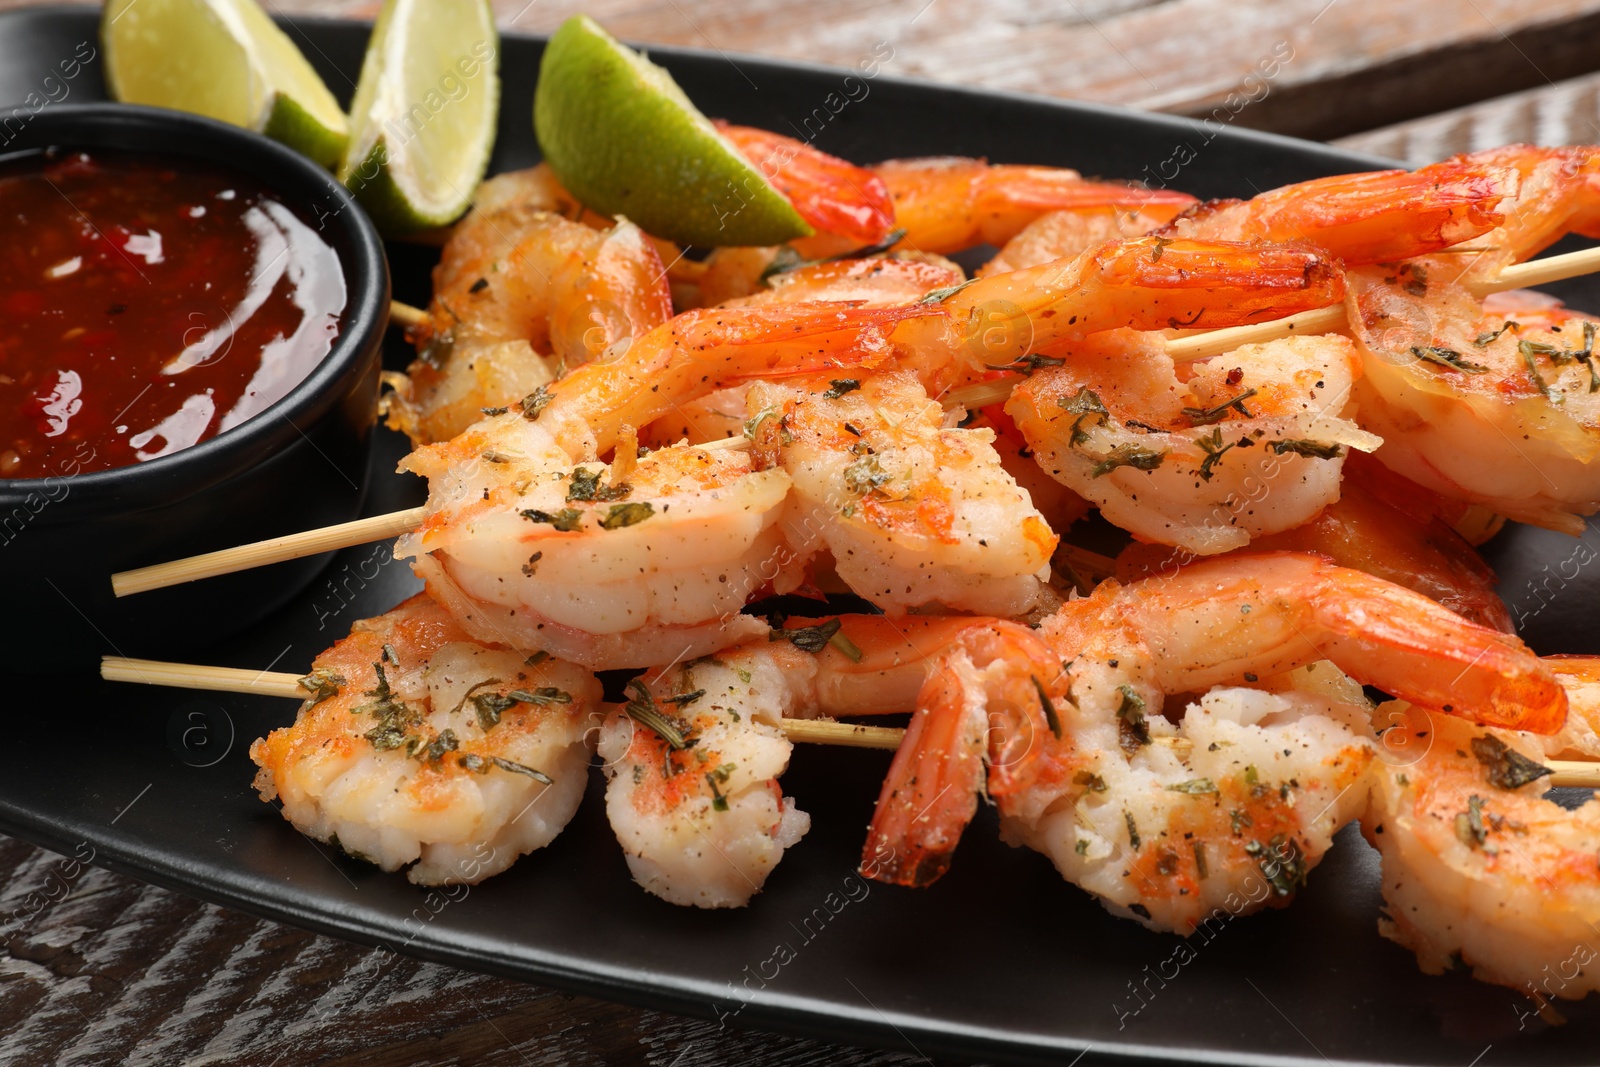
xmin=0 ymin=148 xmax=346 ymax=479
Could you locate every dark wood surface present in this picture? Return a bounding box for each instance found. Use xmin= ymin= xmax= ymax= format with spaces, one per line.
xmin=8 ymin=1 xmax=1600 ymax=1063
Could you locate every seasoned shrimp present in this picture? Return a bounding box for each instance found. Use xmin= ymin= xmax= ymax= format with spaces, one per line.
xmin=863 ymin=622 xmax=1375 ymax=935
xmin=912 ymin=236 xmax=1346 ymax=384
xmin=862 ymin=157 xmax=1194 ymax=257
xmin=1115 ymin=473 xmax=1514 ymax=632
xmin=1363 ymin=700 xmax=1600 ymax=998
xmin=1006 ymin=332 xmax=1379 ymax=554
xmin=596 ymin=614 xmax=975 ymax=907
xmin=392 ymin=173 xmax=673 ymax=444
xmin=1153 ymin=155 xmax=1516 ymax=265
xmin=744 ymin=370 xmax=1058 ymax=617
xmin=396 ymin=302 xmax=936 ymax=667
xmin=1346 ymin=259 xmax=1600 ymax=533
xmin=249 ymin=594 xmax=601 ymax=885
xmin=863 ymin=552 xmax=1567 ymax=893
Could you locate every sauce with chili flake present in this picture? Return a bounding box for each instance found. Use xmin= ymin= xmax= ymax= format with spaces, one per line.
xmin=0 ymin=149 xmax=346 ymax=479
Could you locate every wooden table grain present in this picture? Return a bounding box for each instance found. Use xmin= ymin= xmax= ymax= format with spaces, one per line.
xmin=8 ymin=1 xmax=1600 ymax=1063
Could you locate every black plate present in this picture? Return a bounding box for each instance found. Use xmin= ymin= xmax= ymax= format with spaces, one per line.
xmin=4 ymin=10 xmax=1600 ymax=1065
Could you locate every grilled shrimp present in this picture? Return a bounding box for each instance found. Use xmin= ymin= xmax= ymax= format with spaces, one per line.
xmin=249 ymin=594 xmax=601 ymax=885
xmin=1115 ymin=465 xmax=1514 ymax=632
xmin=862 ymin=552 xmax=1566 ymax=896
xmin=1363 ymin=699 xmax=1600 ymax=999
xmin=1154 ymin=155 xmax=1516 ymax=265
xmin=596 ymin=615 xmax=975 ymax=908
xmin=745 ymin=369 xmax=1058 ymax=617
xmin=391 ymin=172 xmax=674 ymax=445
xmin=396 ymin=302 xmax=935 ymax=667
xmin=860 ymin=157 xmax=1194 ymax=257
xmin=1346 ymin=260 xmax=1600 ymax=534
xmin=1006 ymin=332 xmax=1379 ymax=554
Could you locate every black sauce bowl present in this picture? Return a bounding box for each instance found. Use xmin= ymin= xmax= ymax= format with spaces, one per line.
xmin=0 ymin=104 xmax=388 ymax=672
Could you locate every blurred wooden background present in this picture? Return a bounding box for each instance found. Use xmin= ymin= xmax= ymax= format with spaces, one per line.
xmin=6 ymin=0 xmax=1600 ymax=1064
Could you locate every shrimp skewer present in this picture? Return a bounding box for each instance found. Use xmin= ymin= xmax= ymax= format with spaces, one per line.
xmin=863 ymin=553 xmax=1566 ymax=909
xmin=249 ymin=594 xmax=602 ymax=886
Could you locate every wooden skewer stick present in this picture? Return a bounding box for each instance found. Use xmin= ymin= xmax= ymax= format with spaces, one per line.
xmin=100 ymin=657 xmax=906 ymax=751
xmin=112 ymin=507 xmax=426 ymax=597
xmin=945 ymin=244 xmax=1600 ymax=410
xmin=110 ymin=435 xmax=754 ymax=597
xmin=389 ymin=300 xmax=429 ymax=330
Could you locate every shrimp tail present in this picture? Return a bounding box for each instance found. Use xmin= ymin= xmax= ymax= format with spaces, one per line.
xmin=861 ymin=621 xmax=1062 ymax=886
xmin=1304 ymin=564 xmax=1568 ymax=733
xmin=715 ymin=121 xmax=896 ymax=244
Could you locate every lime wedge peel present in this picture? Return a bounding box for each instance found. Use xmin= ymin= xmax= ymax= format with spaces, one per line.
xmin=337 ymin=0 xmax=500 ymax=235
xmin=102 ymin=0 xmax=349 ymax=169
xmin=534 ymin=16 xmax=813 ymax=248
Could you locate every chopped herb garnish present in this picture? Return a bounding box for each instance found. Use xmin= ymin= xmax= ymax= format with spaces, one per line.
xmin=1469 ymin=734 xmax=1552 ymax=790
xmin=1092 ymin=444 xmax=1167 ymax=478
xmin=1474 ymin=320 xmax=1520 ymax=347
xmin=483 ymin=755 xmax=553 ymax=783
xmin=1116 ymin=684 xmax=1150 ymax=751
xmin=744 ymin=405 xmax=780 ymax=440
xmin=1412 ymin=345 xmax=1488 ymax=374
xmin=381 ymin=644 xmax=398 ymax=664
xmin=1031 ymin=675 xmax=1062 ymax=738
xmin=1149 ymin=236 xmax=1172 ymax=262
xmin=843 ymin=452 xmax=892 ymax=496
xmin=828 ymin=629 xmax=864 ymax=662
xmin=1248 ymin=834 xmax=1307 ymax=897
xmin=662 ymin=689 xmax=706 ymax=706
xmin=566 ymin=467 xmax=634 ymax=503
xmin=521 ymin=551 xmax=543 ymax=577
xmin=480 ymin=406 xmax=508 ymax=417
xmin=1058 ymin=386 xmax=1109 ymax=448
xmin=356 ymin=661 xmax=425 ymax=752
xmin=986 ymin=353 xmax=1066 ymax=376
xmin=522 ymin=507 xmax=583 ymax=532
xmin=1455 ymin=794 xmax=1492 ymax=851
xmin=1125 ymin=810 xmax=1141 ymax=850
xmin=1168 ymin=778 xmax=1219 ymax=795
xmin=525 ymin=651 xmax=550 ymax=667
xmin=1075 ymin=839 xmax=1089 ymax=856
xmin=424 ymin=729 xmax=460 ymax=762
xmin=1193 ymin=841 xmax=1209 ymax=880
xmin=469 ymin=277 xmax=489 ymax=293
xmin=919 ymin=277 xmax=980 ymax=304
xmin=1268 ymin=439 xmax=1344 ymax=460
xmin=1073 ymin=770 xmax=1108 ymax=793
xmin=1182 ymin=388 xmax=1258 ymax=425
xmin=599 ymin=502 xmax=655 ymax=530
xmin=1519 ymin=339 xmax=1554 ymax=398
xmin=624 ymin=680 xmax=688 ymax=750
xmin=297 ymin=668 xmax=345 ymax=706
xmin=519 ymin=386 xmax=553 ymax=420
xmin=1197 ymin=428 xmax=1235 ymax=482
xmin=706 ymin=773 xmax=729 ymax=812
xmin=770 ymin=617 xmax=844 ymax=653
xmin=822 ymin=379 xmax=861 ymax=399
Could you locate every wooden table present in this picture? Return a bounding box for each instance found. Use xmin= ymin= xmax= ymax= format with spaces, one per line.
xmin=6 ymin=1 xmax=1600 ymax=1063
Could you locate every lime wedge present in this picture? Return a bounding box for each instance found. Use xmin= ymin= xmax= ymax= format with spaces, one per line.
xmin=337 ymin=0 xmax=499 ymax=234
xmin=534 ymin=16 xmax=813 ymax=247
xmin=102 ymin=0 xmax=348 ymax=169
